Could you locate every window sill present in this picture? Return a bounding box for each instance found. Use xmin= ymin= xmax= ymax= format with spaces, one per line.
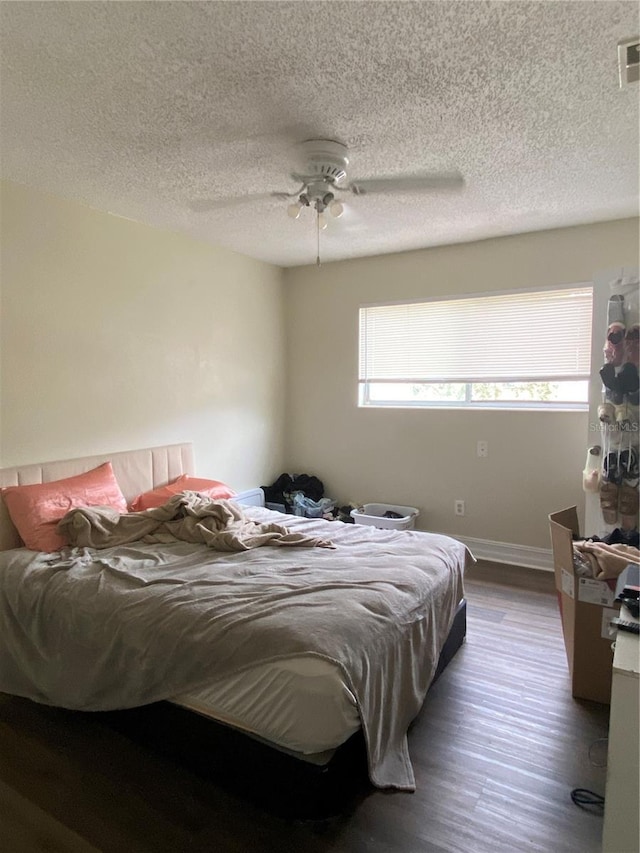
xmin=358 ymin=403 xmax=589 ymax=413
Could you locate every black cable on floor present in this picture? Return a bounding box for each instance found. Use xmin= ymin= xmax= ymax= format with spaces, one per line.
xmin=571 ymin=788 xmax=605 ymax=812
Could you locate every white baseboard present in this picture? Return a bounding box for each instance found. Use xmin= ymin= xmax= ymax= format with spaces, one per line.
xmin=451 ymin=534 xmax=554 ymax=572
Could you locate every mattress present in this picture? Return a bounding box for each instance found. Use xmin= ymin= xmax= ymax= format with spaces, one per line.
xmin=170 ymin=499 xmax=465 ymax=762
xmin=169 ymin=505 xmax=467 ymax=761
xmin=172 ymin=654 xmax=360 ymax=760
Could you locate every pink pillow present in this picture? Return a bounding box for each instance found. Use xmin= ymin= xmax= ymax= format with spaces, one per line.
xmin=129 ymin=475 xmax=236 ymax=512
xmin=2 ymin=462 xmax=127 ymax=552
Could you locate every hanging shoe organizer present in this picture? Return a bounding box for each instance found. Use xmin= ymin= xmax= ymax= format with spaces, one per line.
xmin=591 ymin=280 xmax=640 ymax=530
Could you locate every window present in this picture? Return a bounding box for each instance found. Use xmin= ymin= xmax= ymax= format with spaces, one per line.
xmin=358 ymin=285 xmax=593 ymax=410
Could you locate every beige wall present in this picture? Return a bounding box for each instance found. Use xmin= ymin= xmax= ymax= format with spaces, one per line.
xmin=284 ymin=219 xmax=640 ymax=549
xmin=0 ymin=181 xmax=286 ymax=489
xmin=2 ymin=181 xmax=637 ymax=549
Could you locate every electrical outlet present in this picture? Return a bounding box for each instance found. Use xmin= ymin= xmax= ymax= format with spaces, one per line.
xmin=454 ymin=499 xmax=465 ymax=516
xmin=477 ymin=440 xmax=489 ymax=458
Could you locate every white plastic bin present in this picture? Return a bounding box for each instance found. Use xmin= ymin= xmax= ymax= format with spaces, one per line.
xmin=350 ymin=503 xmax=419 ymax=530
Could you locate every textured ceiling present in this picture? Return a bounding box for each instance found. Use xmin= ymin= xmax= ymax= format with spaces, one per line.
xmin=1 ymin=1 xmax=638 ymax=267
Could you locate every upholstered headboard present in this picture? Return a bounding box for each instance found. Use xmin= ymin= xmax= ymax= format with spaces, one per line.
xmin=0 ymin=443 xmax=194 ymax=551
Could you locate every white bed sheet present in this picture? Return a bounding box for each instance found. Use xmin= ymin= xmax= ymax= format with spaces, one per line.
xmin=172 ymin=654 xmax=360 ymax=758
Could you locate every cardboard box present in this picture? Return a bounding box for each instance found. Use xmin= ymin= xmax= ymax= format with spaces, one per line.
xmin=548 ymin=507 xmax=619 ymax=705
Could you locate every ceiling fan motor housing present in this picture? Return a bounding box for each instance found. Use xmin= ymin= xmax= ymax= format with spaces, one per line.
xmin=295 ymin=139 xmax=349 ymax=186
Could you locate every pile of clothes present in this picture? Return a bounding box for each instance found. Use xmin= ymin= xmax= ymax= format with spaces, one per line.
xmin=573 ymin=527 xmax=640 ymax=580
xmin=261 ymin=473 xmax=357 ymax=522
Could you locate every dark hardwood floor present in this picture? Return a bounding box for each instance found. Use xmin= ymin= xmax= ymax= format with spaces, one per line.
xmin=0 ymin=562 xmax=609 ymax=853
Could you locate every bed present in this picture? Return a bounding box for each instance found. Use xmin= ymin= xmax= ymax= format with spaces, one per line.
xmin=0 ymin=442 xmax=469 ymax=794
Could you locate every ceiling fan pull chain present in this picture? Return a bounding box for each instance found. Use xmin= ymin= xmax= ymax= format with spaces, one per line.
xmin=316 ymin=209 xmax=321 ymax=267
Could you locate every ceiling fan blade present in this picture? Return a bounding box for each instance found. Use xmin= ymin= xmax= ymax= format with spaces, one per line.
xmin=332 ymin=203 xmax=366 ymax=234
xmin=347 ymin=171 xmax=465 ymax=196
xmin=189 ymin=190 xmax=295 ymax=213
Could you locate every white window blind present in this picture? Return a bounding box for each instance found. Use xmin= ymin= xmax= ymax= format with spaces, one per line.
xmin=359 ymin=286 xmax=593 ymax=384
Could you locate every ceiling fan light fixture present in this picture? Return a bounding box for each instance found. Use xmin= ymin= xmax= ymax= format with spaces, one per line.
xmin=191 ymin=139 xmax=464 ymax=264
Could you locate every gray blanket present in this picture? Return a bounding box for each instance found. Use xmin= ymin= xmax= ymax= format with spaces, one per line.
xmin=0 ymin=506 xmax=467 ymax=790
xmin=57 ymin=492 xmax=333 ymax=551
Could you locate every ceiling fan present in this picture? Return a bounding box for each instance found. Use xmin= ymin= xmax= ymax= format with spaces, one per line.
xmin=191 ymin=139 xmax=465 ymax=264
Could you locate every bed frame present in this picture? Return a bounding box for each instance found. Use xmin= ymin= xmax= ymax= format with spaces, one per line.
xmin=0 ymin=442 xmax=467 ymax=815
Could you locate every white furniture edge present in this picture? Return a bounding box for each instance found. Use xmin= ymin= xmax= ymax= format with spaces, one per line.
xmin=233 ymin=488 xmax=265 ymax=508
xmin=602 ymin=604 xmax=640 ymax=853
